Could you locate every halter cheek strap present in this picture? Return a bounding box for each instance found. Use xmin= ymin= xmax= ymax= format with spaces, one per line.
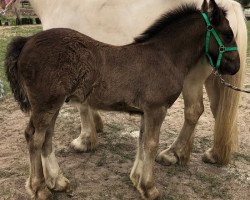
xmin=201 ymin=12 xmax=238 ymax=70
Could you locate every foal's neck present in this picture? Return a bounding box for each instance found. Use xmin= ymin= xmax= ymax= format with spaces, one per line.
xmin=148 ymin=12 xmax=206 ymax=70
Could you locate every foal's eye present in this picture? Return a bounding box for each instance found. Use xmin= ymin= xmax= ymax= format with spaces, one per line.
xmin=224 ymin=31 xmax=234 ymax=43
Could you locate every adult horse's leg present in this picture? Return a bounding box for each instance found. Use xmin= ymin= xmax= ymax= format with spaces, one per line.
xmin=25 ymin=111 xmax=57 ymax=199
xmin=71 ymin=103 xmax=98 ymax=152
xmin=202 ymin=74 xmax=240 ymax=164
xmin=157 ymin=1 xmax=247 ymax=166
xmin=156 ymin=59 xmax=212 ymax=166
xmin=131 ymin=106 xmax=166 ymax=199
xmin=202 ymin=1 xmax=247 ymax=165
xmin=92 ymin=109 xmax=104 ymax=133
xmin=202 ymin=75 xmax=222 ymax=164
xmin=41 ymin=111 xmax=70 ymax=191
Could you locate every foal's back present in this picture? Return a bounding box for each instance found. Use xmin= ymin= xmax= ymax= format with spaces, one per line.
xmin=18 ymin=28 xmax=104 ymax=102
xmin=18 ymin=28 xmax=183 ymax=112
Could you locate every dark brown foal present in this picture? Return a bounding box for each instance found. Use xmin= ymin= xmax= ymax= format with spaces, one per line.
xmin=5 ymin=0 xmax=240 ymax=199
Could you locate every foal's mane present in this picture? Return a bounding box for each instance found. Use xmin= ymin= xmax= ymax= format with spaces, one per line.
xmin=134 ymin=4 xmax=199 ymax=43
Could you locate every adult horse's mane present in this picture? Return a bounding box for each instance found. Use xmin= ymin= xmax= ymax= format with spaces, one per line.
xmin=134 ymin=4 xmax=198 ymax=43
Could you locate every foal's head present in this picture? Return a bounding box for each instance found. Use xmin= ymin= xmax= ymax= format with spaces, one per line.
xmin=202 ymin=0 xmax=240 ymax=75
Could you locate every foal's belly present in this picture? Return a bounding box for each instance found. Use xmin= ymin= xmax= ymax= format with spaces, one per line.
xmin=86 ymin=87 xmax=142 ymax=114
xmin=85 ymin=81 xmax=182 ymax=114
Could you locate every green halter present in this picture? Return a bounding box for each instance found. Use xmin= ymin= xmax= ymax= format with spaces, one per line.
xmin=201 ymin=12 xmax=238 ymax=70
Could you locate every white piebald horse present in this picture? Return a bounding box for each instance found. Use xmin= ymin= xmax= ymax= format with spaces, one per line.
xmin=11 ymin=0 xmax=246 ymax=191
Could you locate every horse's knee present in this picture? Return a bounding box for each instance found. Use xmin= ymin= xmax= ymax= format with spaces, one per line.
xmin=145 ymin=140 xmax=159 ymax=156
xmin=25 ymin=121 xmax=35 ymax=142
xmin=28 ymin=132 xmax=45 ymax=153
xmin=185 ymin=103 xmax=204 ymax=125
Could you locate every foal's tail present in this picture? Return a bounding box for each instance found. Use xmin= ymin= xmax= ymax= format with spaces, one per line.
xmin=5 ymin=36 xmax=31 ymax=113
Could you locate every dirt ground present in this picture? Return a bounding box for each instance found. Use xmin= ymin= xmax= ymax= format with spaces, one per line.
xmin=0 ymin=68 xmax=249 ymax=199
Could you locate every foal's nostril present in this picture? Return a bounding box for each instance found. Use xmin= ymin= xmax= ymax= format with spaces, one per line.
xmin=227 ymin=57 xmax=237 ymax=62
xmin=230 ymin=69 xmax=238 ymax=75
xmin=221 ymin=58 xmax=240 ymax=75
xmin=228 ymin=60 xmax=240 ymax=75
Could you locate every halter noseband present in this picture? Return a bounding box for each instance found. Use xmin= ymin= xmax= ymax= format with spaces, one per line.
xmin=201 ymin=12 xmax=238 ymax=70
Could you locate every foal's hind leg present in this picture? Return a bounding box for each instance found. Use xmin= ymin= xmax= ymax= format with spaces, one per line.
xmin=71 ymin=103 xmax=98 ymax=152
xmin=25 ymin=111 xmax=57 ymax=199
xmin=41 ymin=111 xmax=69 ymax=192
xmin=156 ymin=61 xmax=212 ymax=166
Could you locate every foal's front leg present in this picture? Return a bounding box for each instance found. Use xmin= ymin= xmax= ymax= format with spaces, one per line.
xmin=131 ymin=107 xmax=166 ymax=200
xmin=71 ymin=103 xmax=99 ymax=152
xmin=156 ymin=62 xmax=211 ymax=165
xmin=130 ymin=115 xmax=144 ymax=186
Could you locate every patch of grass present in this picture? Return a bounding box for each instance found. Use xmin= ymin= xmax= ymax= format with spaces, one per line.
xmin=0 ymin=169 xmax=16 ymax=178
xmin=78 ymin=192 xmax=88 ymax=198
xmin=0 ymin=188 xmax=15 ymax=200
xmin=120 ymin=174 xmax=131 ymax=185
xmin=247 ymin=21 xmax=250 ymax=52
xmin=114 ymin=192 xmax=126 ymax=199
xmin=96 ymin=153 xmax=107 ymax=167
xmin=109 ymin=142 xmax=134 ymax=160
xmin=161 ymin=191 xmax=187 ymax=200
xmin=233 ymin=152 xmax=250 ymax=163
xmin=193 ymin=136 xmax=211 ymax=153
xmin=0 ymin=16 xmax=16 ymax=26
xmin=0 ymin=25 xmax=42 ymax=94
xmin=194 ymin=172 xmax=231 ymax=199
xmin=106 ymin=122 xmax=125 ymax=133
xmin=102 ymin=125 xmax=136 ymax=161
xmin=164 ymin=165 xmax=187 ymax=177
xmin=0 ymin=16 xmax=39 ymax=26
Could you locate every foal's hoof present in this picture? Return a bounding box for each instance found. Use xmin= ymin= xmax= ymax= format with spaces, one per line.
xmin=156 ymin=149 xmax=178 ymax=166
xmin=130 ymin=173 xmax=140 ymax=188
xmin=71 ymin=137 xmax=97 ymax=152
xmin=138 ymin=185 xmax=160 ymax=200
xmin=37 ymin=187 xmax=53 ymax=200
xmin=26 ymin=180 xmax=52 ymax=200
xmin=54 ymin=174 xmax=70 ymax=192
xmin=202 ymin=148 xmax=217 ymax=164
xmin=46 ymin=173 xmax=70 ymax=192
xmin=156 ymin=147 xmax=191 ymax=166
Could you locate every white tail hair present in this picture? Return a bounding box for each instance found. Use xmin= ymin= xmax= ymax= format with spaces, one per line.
xmin=212 ymin=0 xmax=247 ymax=164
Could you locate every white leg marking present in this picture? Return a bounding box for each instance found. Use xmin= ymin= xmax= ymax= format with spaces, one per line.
xmin=41 ymin=150 xmax=69 ymax=191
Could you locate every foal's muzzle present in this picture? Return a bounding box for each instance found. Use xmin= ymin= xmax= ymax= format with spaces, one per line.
xmin=219 ymin=55 xmax=240 ymax=75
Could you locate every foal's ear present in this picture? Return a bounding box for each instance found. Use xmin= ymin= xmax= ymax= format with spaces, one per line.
xmin=208 ymin=0 xmax=224 ymax=25
xmin=201 ymin=0 xmax=208 ymax=12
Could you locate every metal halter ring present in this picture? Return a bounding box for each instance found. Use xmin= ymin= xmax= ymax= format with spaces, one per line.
xmin=207 ymin=25 xmax=213 ymax=31
xmin=219 ymin=46 xmax=225 ymax=52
